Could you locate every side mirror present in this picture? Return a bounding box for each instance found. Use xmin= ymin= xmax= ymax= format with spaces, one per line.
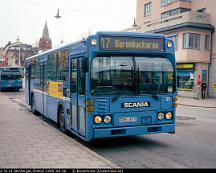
xmin=82 ymin=57 xmax=89 ymax=73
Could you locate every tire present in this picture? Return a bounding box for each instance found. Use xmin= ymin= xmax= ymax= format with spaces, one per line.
xmin=58 ymin=106 xmax=66 ymax=132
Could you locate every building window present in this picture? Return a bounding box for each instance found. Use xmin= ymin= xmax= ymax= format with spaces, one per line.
xmin=183 ymin=33 xmax=200 ymax=49
xmin=167 ymin=35 xmax=178 ymax=50
xmin=161 ymin=0 xmax=177 ymax=7
xmin=161 ymin=8 xmax=190 ymax=19
xmin=161 ymin=11 xmax=171 ymax=19
xmin=144 ymin=2 xmax=151 ymax=16
xmin=205 ymin=34 xmax=210 ymax=50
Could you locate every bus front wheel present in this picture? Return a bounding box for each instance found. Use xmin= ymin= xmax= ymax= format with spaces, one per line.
xmin=58 ymin=106 xmax=66 ymax=132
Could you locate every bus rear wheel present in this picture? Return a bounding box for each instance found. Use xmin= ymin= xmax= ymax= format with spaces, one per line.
xmin=58 ymin=106 xmax=66 ymax=132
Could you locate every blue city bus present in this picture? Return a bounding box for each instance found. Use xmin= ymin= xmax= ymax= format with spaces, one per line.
xmin=0 ymin=66 xmax=23 ymax=91
xmin=25 ymin=32 xmax=177 ymax=141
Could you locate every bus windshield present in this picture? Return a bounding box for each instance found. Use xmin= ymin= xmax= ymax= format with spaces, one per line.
xmin=1 ymin=72 xmax=22 ymax=80
xmin=91 ymin=56 xmax=175 ymax=95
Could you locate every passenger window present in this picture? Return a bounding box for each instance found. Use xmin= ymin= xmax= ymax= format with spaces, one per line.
xmin=71 ymin=59 xmax=77 ymax=93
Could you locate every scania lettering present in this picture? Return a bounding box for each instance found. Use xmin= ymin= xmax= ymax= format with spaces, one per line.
xmin=122 ymin=102 xmax=150 ymax=108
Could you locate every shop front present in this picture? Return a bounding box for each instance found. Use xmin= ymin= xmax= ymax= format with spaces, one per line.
xmin=177 ymin=63 xmax=210 ymax=98
xmin=177 ymin=63 xmax=195 ymax=91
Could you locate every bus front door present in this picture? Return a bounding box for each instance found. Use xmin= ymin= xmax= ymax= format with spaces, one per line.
xmin=70 ymin=57 xmax=86 ymax=137
xmin=26 ymin=64 xmax=31 ymax=105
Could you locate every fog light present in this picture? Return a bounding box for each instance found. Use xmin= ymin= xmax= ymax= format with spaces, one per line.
xmin=165 ymin=112 xmax=172 ymax=120
xmin=158 ymin=112 xmax=164 ymax=120
xmin=94 ymin=116 xmax=102 ymax=124
xmin=104 ymin=115 xmax=112 ymax=124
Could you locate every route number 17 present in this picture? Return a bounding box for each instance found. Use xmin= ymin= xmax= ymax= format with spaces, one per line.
xmin=100 ymin=37 xmax=111 ymax=49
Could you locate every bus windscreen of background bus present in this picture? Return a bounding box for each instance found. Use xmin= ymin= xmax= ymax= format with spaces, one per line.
xmin=0 ymin=67 xmax=23 ymax=91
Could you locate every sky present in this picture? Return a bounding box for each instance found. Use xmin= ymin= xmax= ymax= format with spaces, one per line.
xmin=0 ymin=0 xmax=136 ymax=47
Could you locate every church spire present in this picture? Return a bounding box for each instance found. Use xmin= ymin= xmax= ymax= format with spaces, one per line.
xmin=39 ymin=20 xmax=52 ymax=51
xmin=42 ymin=20 xmax=50 ymax=39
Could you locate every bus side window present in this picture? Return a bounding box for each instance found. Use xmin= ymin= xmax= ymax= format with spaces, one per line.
xmin=71 ymin=59 xmax=77 ymax=93
xmin=57 ymin=50 xmax=69 ymax=81
xmin=57 ymin=50 xmax=69 ymax=97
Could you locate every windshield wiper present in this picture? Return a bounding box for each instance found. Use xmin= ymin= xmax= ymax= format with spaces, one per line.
xmin=131 ymin=66 xmax=139 ymax=95
xmin=152 ymin=82 xmax=161 ymax=100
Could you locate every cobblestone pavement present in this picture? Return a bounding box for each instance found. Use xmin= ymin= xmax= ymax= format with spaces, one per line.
xmin=0 ymin=93 xmax=119 ymax=169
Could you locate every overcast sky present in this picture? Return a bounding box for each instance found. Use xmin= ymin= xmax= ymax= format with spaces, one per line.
xmin=0 ymin=0 xmax=136 ymax=47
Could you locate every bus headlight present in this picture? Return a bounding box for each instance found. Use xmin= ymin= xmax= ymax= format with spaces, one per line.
xmin=94 ymin=116 xmax=102 ymax=124
xmin=158 ymin=112 xmax=165 ymax=120
xmin=165 ymin=112 xmax=173 ymax=120
xmin=104 ymin=115 xmax=112 ymax=124
xmin=167 ymin=41 xmax=173 ymax=48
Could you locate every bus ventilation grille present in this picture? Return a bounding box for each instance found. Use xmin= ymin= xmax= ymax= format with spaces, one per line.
xmin=95 ymin=99 xmax=109 ymax=113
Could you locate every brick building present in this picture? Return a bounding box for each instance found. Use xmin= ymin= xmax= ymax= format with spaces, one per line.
xmin=0 ymin=47 xmax=5 ymax=67
xmin=2 ymin=40 xmax=38 ymax=67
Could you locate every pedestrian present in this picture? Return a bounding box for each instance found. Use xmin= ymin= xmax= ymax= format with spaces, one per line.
xmin=201 ymin=81 xmax=207 ymax=99
xmin=196 ymin=75 xmax=202 ymax=100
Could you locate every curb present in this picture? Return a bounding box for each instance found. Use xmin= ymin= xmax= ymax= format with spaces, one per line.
xmin=178 ymin=103 xmax=216 ymax=109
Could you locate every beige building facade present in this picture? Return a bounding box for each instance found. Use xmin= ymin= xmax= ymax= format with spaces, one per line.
xmin=132 ymin=0 xmax=216 ymax=98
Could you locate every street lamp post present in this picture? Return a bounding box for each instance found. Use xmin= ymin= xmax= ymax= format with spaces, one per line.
xmin=18 ymin=44 xmax=21 ymax=67
xmin=17 ymin=37 xmax=21 ymax=67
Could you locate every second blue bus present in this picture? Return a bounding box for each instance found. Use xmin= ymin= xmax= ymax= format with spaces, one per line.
xmin=0 ymin=66 xmax=23 ymax=91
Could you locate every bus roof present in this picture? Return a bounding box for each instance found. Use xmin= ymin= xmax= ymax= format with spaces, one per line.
xmin=95 ymin=31 xmax=166 ymax=38
xmin=25 ymin=40 xmax=85 ymax=61
xmin=25 ymin=31 xmax=167 ymax=62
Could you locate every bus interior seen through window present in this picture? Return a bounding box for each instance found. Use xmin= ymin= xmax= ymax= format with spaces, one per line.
xmin=91 ymin=56 xmax=175 ymax=96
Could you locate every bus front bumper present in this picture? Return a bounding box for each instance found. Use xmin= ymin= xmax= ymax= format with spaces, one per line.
xmin=93 ymin=124 xmax=175 ymax=139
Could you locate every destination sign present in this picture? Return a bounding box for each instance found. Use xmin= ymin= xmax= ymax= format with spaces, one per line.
xmin=100 ymin=36 xmax=164 ymax=52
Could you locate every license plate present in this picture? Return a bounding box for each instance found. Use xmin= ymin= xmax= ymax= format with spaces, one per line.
xmin=119 ymin=117 xmax=137 ymax=123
